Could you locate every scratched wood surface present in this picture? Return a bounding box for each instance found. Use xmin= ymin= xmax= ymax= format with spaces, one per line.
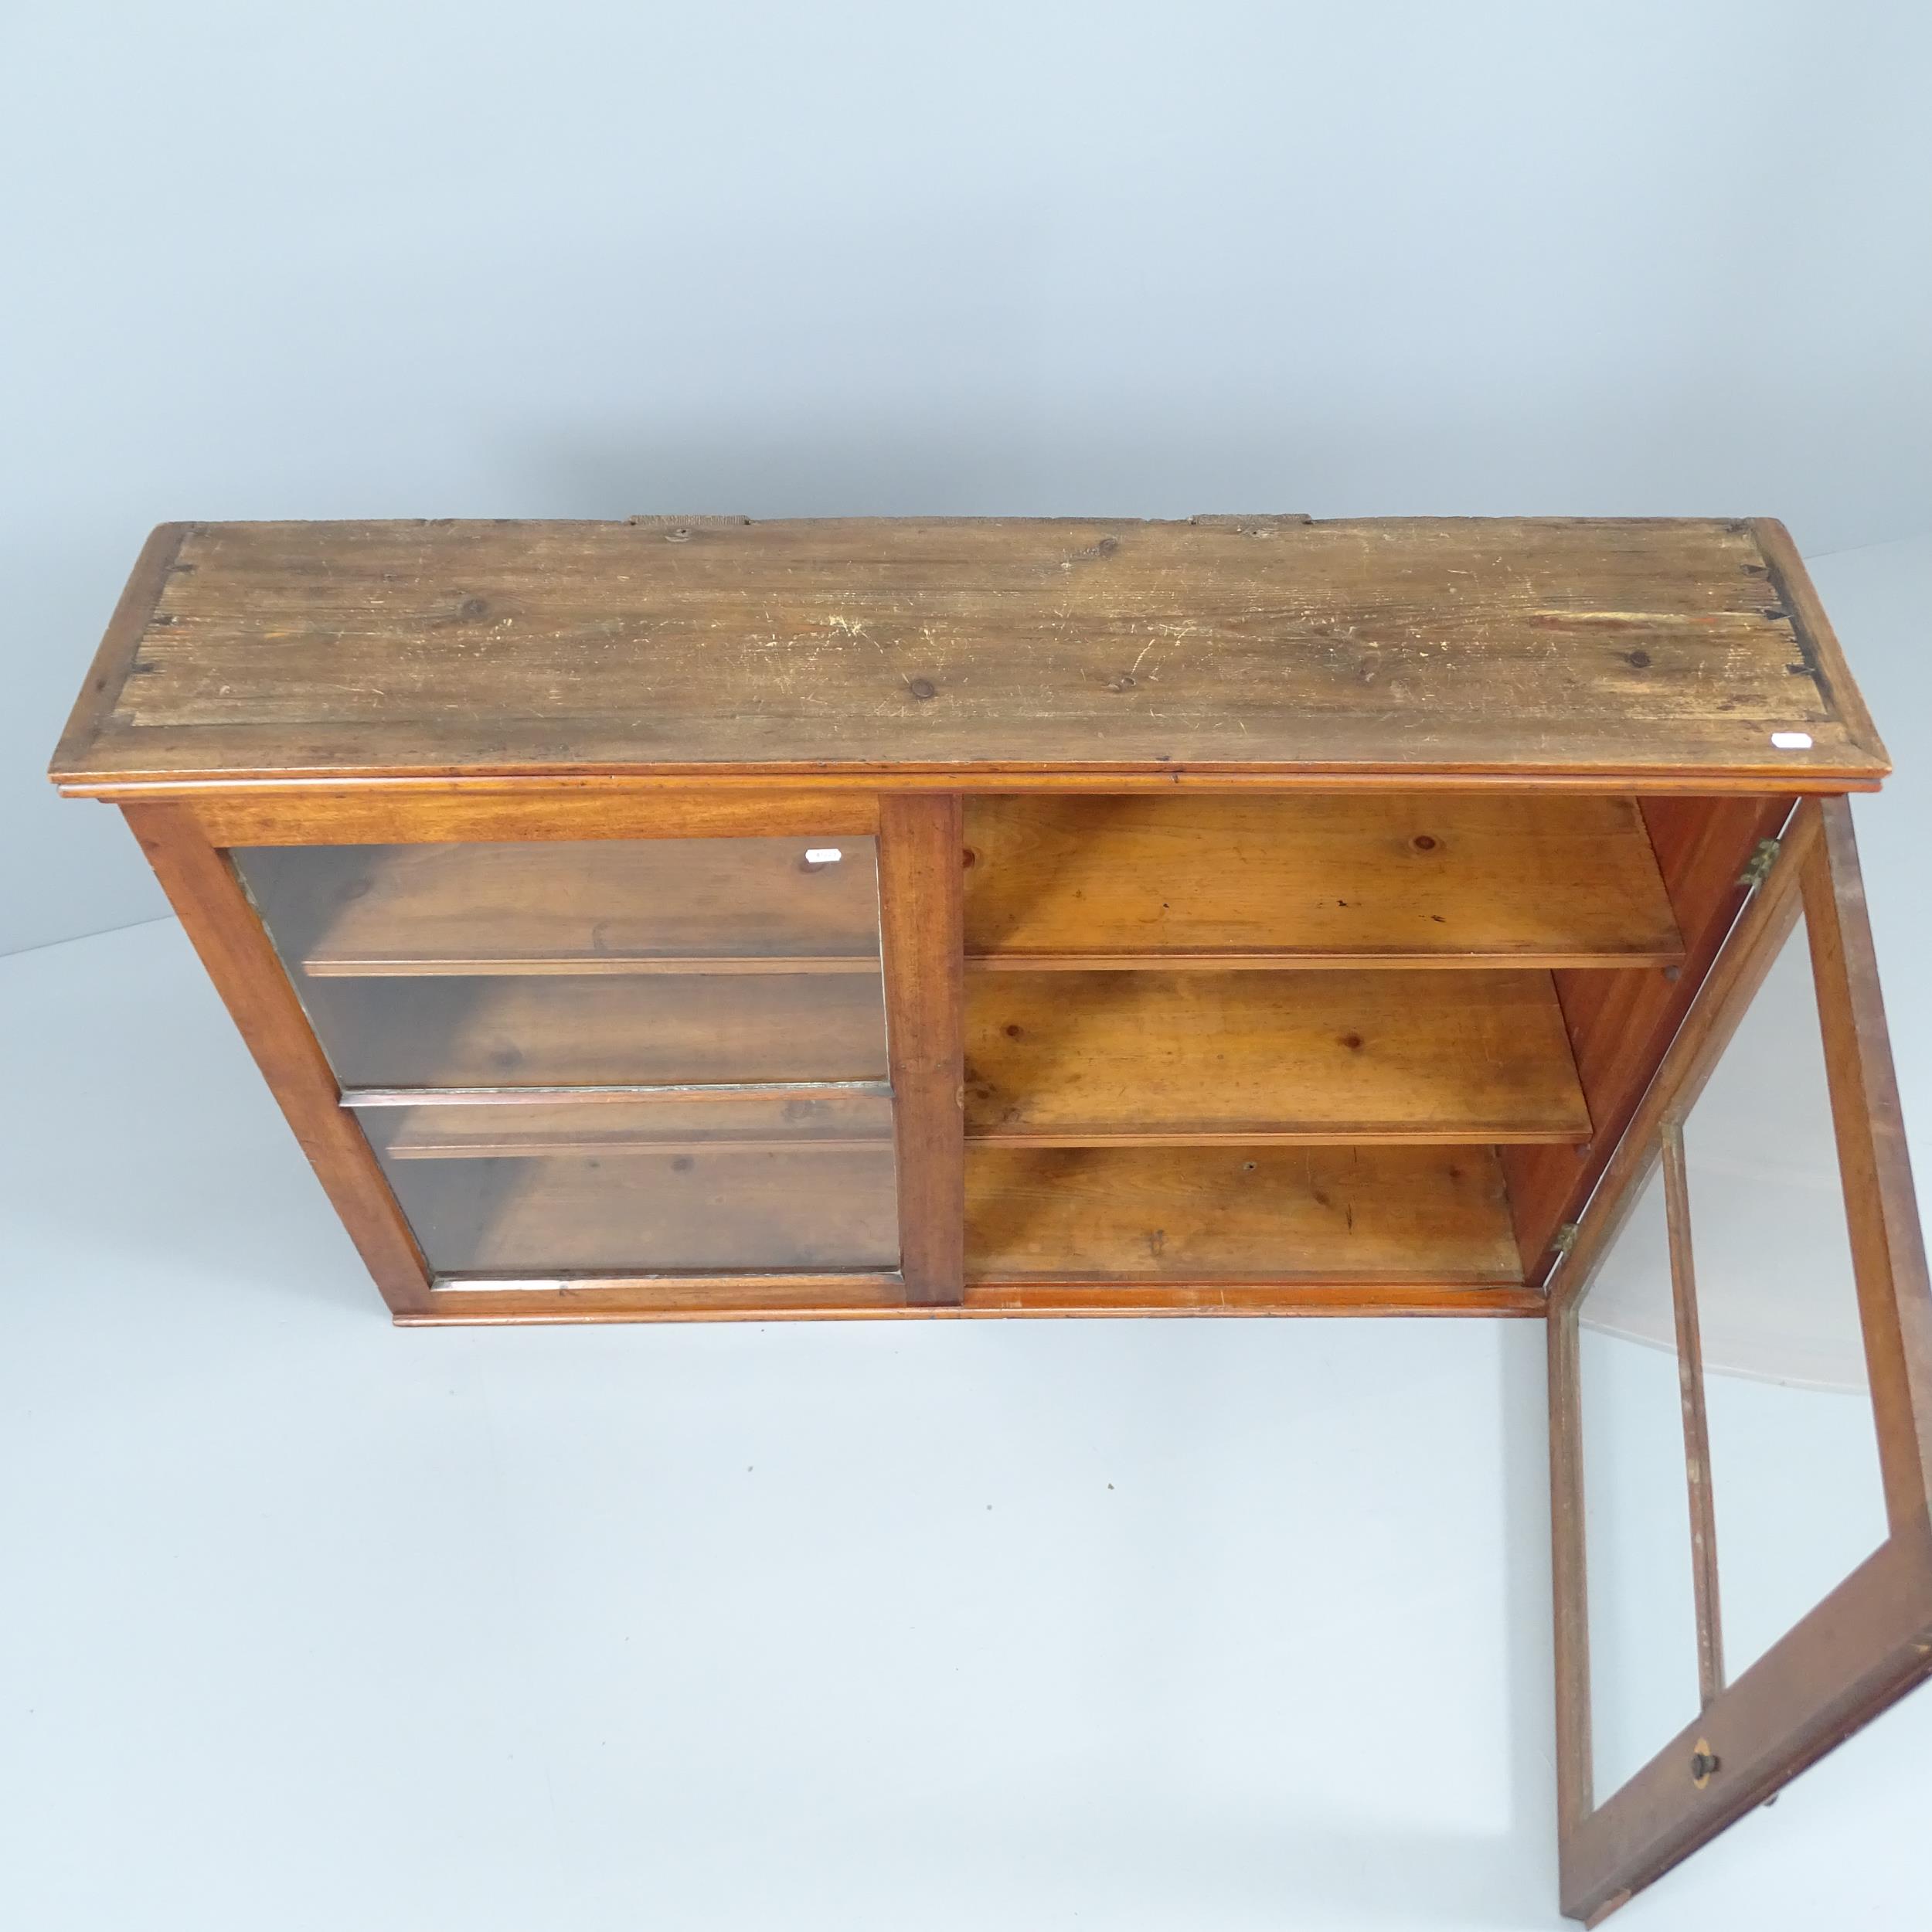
xmin=51 ymin=516 xmax=1885 ymax=788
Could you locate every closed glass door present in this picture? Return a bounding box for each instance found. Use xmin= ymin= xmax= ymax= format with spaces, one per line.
xmin=232 ymin=836 xmax=900 ymax=1277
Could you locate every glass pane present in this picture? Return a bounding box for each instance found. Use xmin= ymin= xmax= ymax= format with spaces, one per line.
xmin=1578 ymin=1159 xmax=1702 ymax=1803
xmin=232 ymin=837 xmax=899 ymax=1274
xmin=359 ymin=1090 xmax=897 ymax=1159
xmin=233 ymin=838 xmax=887 ymax=1087
xmin=290 ymin=972 xmax=887 ymax=1088
xmin=358 ymin=1094 xmax=899 ymax=1273
xmin=372 ymin=1146 xmax=900 ymax=1274
xmin=1682 ymin=911 xmax=1887 ymax=1678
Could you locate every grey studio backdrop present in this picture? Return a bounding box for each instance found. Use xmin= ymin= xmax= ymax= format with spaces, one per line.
xmin=7 ymin=10 xmax=1932 ymax=1931
xmin=5 ymin=0 xmax=1931 ymax=954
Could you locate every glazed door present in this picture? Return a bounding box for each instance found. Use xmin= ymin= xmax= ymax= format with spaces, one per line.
xmin=126 ymin=792 xmax=964 ymax=1321
xmin=1548 ymin=797 xmax=1932 ymax=1922
xmin=233 ymin=830 xmax=906 ymax=1279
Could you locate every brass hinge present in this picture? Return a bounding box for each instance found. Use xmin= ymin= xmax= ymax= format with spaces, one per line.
xmin=1553 ymin=1222 xmax=1580 ymax=1257
xmin=1738 ymin=837 xmax=1781 ymax=891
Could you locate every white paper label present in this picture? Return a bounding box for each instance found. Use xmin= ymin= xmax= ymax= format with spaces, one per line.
xmin=1770 ymin=732 xmax=1814 ymax=750
xmin=804 ymin=848 xmax=842 ymax=863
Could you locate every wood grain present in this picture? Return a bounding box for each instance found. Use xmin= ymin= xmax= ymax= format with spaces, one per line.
xmin=296 ymin=971 xmax=889 ymax=1090
xmin=50 ymin=522 xmax=189 ymax=775
xmin=879 ymin=794 xmax=966 ymax=1305
xmin=965 ymin=970 xmax=1591 ymax=1144
xmin=1560 ymin=1524 xmax=1932 ymax=1922
xmin=170 ymin=784 xmax=881 ymax=845
xmin=960 ymin=1281 xmax=1546 ymax=1315
xmin=1502 ymin=794 xmax=1793 ymax=1277
xmin=964 ymin=794 xmax=1683 ymax=968
xmin=117 ymin=801 xmax=431 ymax=1315
xmin=965 ymin=1145 xmax=1523 ymax=1285
xmin=1549 ymin=1303 xmax=1595 ymax=1840
xmin=1662 ymin=1123 xmax=1726 ymax=1709
xmin=235 ymin=837 xmax=883 ymax=976
xmin=1550 ymin=808 xmax=1815 ymax=1321
xmin=384 ymin=1145 xmax=900 ymax=1274
xmin=1802 ymin=797 xmax=1932 ymax=1525
xmin=52 ymin=517 xmax=1886 ymax=789
xmin=1751 ymin=519 xmax=1887 ymax=770
xmin=417 ymin=1274 xmax=908 ymax=1321
xmin=1553 ymin=797 xmax=1932 ymax=1919
xmin=401 ymin=1278 xmax=1546 ymax=1323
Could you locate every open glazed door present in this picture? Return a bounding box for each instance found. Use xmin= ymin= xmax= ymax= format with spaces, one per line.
xmin=1548 ymin=797 xmax=1932 ymax=1923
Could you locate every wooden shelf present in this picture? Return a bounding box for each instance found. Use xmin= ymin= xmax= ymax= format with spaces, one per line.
xmin=964 ymin=969 xmax=1590 ymax=1144
xmin=359 ymin=1088 xmax=895 ymax=1159
xmin=965 ymin=1146 xmax=1523 ymax=1287
xmin=386 ymin=1145 xmax=900 ymax=1274
xmin=301 ymin=971 xmax=889 ymax=1090
xmin=236 ymin=838 xmax=883 ymax=977
xmin=963 ymin=794 xmax=1683 ymax=969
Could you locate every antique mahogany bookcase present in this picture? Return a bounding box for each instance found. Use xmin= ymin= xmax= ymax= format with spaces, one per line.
xmin=50 ymin=515 xmax=1932 ymax=1920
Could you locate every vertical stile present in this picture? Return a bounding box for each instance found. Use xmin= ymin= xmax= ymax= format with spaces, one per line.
xmin=878 ymin=794 xmax=967 ymax=1305
xmin=1661 ymin=1121 xmax=1725 ymax=1706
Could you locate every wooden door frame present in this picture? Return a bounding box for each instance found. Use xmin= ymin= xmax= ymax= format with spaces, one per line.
xmin=1547 ymin=796 xmax=1932 ymax=1922
xmin=119 ymin=784 xmax=967 ymax=1324
xmin=121 ymin=798 xmax=436 ymax=1318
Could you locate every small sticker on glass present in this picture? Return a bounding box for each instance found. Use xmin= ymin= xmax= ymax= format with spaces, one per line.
xmin=804 ymin=848 xmax=842 ymax=863
xmin=1770 ymin=732 xmax=1813 ymax=750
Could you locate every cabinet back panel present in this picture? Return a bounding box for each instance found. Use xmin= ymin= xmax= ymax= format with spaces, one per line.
xmin=966 ymin=1145 xmax=1522 ymax=1287
xmin=964 ymin=794 xmax=1682 ymax=968
xmin=965 ymin=968 xmax=1590 ymax=1145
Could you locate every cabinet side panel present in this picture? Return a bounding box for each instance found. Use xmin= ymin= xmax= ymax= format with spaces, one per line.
xmin=1502 ymin=795 xmax=1791 ymax=1281
xmin=120 ymin=801 xmax=432 ymax=1315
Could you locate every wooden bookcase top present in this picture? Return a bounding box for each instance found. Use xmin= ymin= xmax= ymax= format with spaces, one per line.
xmin=51 ymin=514 xmax=1886 ymax=793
